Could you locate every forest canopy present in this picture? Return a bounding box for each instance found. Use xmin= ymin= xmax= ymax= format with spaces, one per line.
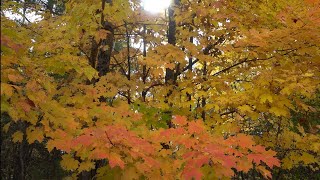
xmin=1 ymin=0 xmax=319 ymax=179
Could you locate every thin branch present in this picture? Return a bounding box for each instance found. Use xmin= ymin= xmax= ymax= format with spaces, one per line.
xmin=143 ymin=83 xmax=164 ymax=94
xmin=77 ymin=45 xmax=91 ymax=60
xmin=125 ymin=21 xmax=131 ymax=80
xmin=220 ymin=109 xmax=237 ymax=116
xmin=212 ymin=48 xmax=297 ymax=76
xmin=112 ymin=56 xmax=127 ymax=76
xmin=118 ymin=91 xmax=132 ymax=104
xmin=105 ymin=132 xmax=115 ymax=146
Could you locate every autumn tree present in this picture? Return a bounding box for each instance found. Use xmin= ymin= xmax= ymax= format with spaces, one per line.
xmin=1 ymin=0 xmax=319 ymax=179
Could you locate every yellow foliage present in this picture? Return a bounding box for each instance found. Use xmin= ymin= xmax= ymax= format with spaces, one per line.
xmin=12 ymin=131 xmax=23 ymax=143
xmin=61 ymin=154 xmax=79 ymax=171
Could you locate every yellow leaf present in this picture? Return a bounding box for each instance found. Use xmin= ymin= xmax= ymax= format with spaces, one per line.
xmin=269 ymin=107 xmax=288 ymax=117
xmin=1 ymin=83 xmax=13 ymax=97
xmin=1 ymin=98 xmax=10 ymax=112
xmin=61 ymin=154 xmax=79 ymax=170
xmin=165 ymin=63 xmax=175 ymax=70
xmin=242 ymin=82 xmax=252 ymax=90
xmin=238 ymin=105 xmax=252 ymax=113
xmin=311 ymin=142 xmax=320 ymax=152
xmin=152 ymin=68 xmax=164 ymax=76
xmin=122 ymin=167 xmax=139 ymax=180
xmin=257 ymin=165 xmax=271 ymax=179
xmin=303 ymin=72 xmax=314 ymax=77
xmin=260 ymin=94 xmax=273 ymax=103
xmin=297 ymin=125 xmax=305 ymax=136
xmin=26 ymin=127 xmax=44 ymax=143
xmin=12 ymin=131 xmax=24 ymax=142
xmin=78 ymin=161 xmax=95 ymax=172
xmin=282 ymin=156 xmax=294 ymax=169
xmin=83 ymin=66 xmax=98 ymax=81
xmin=206 ymin=103 xmax=219 ymax=111
xmin=3 ymin=122 xmax=11 ymax=133
xmin=182 ymin=87 xmax=193 ymax=94
xmin=300 ymin=152 xmax=316 ymax=164
xmin=248 ymin=111 xmax=260 ymax=120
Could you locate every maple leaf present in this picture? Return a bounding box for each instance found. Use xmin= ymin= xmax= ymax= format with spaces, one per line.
xmin=237 ymin=134 xmax=254 ymax=149
xmin=1 ymin=84 xmax=13 ymax=97
xmin=60 ymin=154 xmax=79 ymax=170
xmin=187 ymin=120 xmax=205 ymax=134
xmin=0 ymin=35 xmax=23 ymax=52
xmin=78 ymin=161 xmax=95 ymax=172
xmin=221 ymin=155 xmax=237 ymax=168
xmin=26 ymin=127 xmax=44 ymax=143
xmin=72 ymin=134 xmax=94 ymax=147
xmin=173 ymin=115 xmax=188 ymax=126
xmin=183 ymin=167 xmax=203 ymax=180
xmin=90 ymin=149 xmax=109 ymax=159
xmin=247 ymin=150 xmax=280 ymax=168
xmin=2 ymin=122 xmax=11 ymax=133
xmin=236 ymin=157 xmax=252 ymax=173
xmin=2 ymin=0 xmax=319 ymax=178
xmin=8 ymin=74 xmax=24 ymax=83
xmin=257 ymin=165 xmax=272 ymax=179
xmin=238 ymin=105 xmax=252 ymax=113
xmin=300 ymin=152 xmax=316 ymax=164
xmin=193 ymin=155 xmax=210 ymax=168
xmin=269 ymin=106 xmax=288 ymax=117
xmin=12 ymin=131 xmax=24 ymax=143
xmin=260 ymin=94 xmax=273 ymax=103
xmin=108 ymin=152 xmax=125 ymax=169
xmin=17 ymin=100 xmax=32 ymax=112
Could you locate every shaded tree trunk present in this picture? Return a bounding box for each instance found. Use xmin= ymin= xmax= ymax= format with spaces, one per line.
xmin=91 ymin=0 xmax=114 ymax=77
xmin=165 ymin=0 xmax=179 ymax=84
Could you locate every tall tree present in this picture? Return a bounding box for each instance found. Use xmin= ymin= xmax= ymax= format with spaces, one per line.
xmin=1 ymin=0 xmax=319 ymax=179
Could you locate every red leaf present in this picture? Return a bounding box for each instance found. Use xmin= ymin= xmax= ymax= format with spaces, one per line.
xmin=1 ymin=35 xmax=23 ymax=52
xmin=173 ymin=115 xmax=188 ymax=126
xmin=193 ymin=155 xmax=210 ymax=168
xmin=26 ymin=98 xmax=36 ymax=108
xmin=221 ymin=156 xmax=237 ymax=168
xmin=72 ymin=134 xmax=94 ymax=146
xmin=252 ymin=145 xmax=266 ymax=153
xmin=91 ymin=149 xmax=108 ymax=159
xmin=8 ymin=74 xmax=24 ymax=82
xmin=247 ymin=151 xmax=280 ymax=168
xmin=177 ymin=137 xmax=198 ymax=148
xmin=236 ymin=157 xmax=253 ymax=173
xmin=188 ymin=120 xmax=204 ymax=134
xmin=237 ymin=134 xmax=254 ymax=148
xmin=183 ymin=167 xmax=203 ymax=180
xmin=109 ymin=153 xmax=125 ymax=169
xmin=143 ymin=156 xmax=160 ymax=168
xmin=204 ymin=144 xmax=225 ymax=158
xmin=183 ymin=151 xmax=197 ymax=159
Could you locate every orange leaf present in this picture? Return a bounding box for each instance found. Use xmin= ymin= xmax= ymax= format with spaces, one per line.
xmin=173 ymin=115 xmax=188 ymax=126
xmin=183 ymin=167 xmax=202 ymax=180
xmin=237 ymin=134 xmax=254 ymax=149
xmin=109 ymin=152 xmax=125 ymax=169
xmin=188 ymin=120 xmax=204 ymax=134
xmin=8 ymin=74 xmax=24 ymax=83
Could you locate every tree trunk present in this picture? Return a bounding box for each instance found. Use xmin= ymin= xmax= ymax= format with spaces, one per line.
xmin=95 ymin=0 xmax=114 ymax=77
xmin=165 ymin=0 xmax=179 ymax=84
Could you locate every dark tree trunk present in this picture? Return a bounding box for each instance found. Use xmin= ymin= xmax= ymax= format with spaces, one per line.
xmin=94 ymin=0 xmax=114 ymax=77
xmin=165 ymin=0 xmax=180 ymax=84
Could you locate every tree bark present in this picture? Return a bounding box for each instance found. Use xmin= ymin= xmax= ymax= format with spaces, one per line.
xmin=95 ymin=0 xmax=114 ymax=77
xmin=165 ymin=0 xmax=179 ymax=84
